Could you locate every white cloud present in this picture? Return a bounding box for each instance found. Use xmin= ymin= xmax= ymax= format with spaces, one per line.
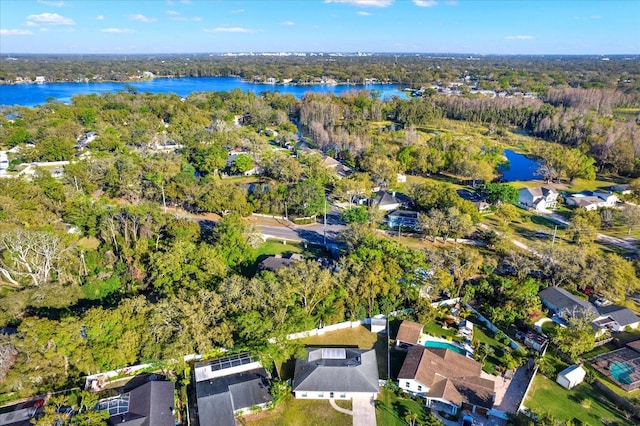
xmin=505 ymin=35 xmax=534 ymax=40
xmin=281 ymin=21 xmax=296 ymax=26
xmin=101 ymin=28 xmax=135 ymax=33
xmin=96 ymin=15 xmax=104 ymax=21
xmin=231 ymin=8 xmax=245 ymax=13
xmin=204 ymin=27 xmax=257 ymax=33
xmin=37 ymin=0 xmax=65 ymax=7
xmin=356 ymin=11 xmax=373 ymax=16
xmin=171 ymin=16 xmax=202 ymax=22
xmin=0 ymin=28 xmax=34 ymax=36
xmin=128 ymin=14 xmax=156 ymax=23
xmin=324 ymin=0 xmax=393 ymax=7
xmin=40 ymin=27 xmax=74 ymax=33
xmin=24 ymin=21 xmax=37 ymax=27
xmin=27 ymin=13 xmax=75 ymax=25
xmin=166 ymin=10 xmax=180 ymax=16
xmin=413 ymin=0 xmax=438 ymax=7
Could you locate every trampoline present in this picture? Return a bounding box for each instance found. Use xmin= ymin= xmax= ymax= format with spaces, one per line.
xmin=610 ymin=361 xmax=634 ymax=385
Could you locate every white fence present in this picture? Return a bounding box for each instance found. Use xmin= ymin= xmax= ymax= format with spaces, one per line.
xmin=465 ymin=304 xmax=523 ymax=351
xmin=278 ymin=315 xmax=390 ymax=342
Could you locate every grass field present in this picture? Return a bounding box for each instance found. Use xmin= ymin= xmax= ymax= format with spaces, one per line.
xmin=524 ymin=374 xmax=631 ymax=425
xmin=243 ymin=397 xmax=351 ymax=426
xmin=375 ymin=387 xmax=436 ymax=426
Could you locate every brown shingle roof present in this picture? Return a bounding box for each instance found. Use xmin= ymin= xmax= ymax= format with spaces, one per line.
xmin=396 ymin=321 xmax=423 ymax=345
xmin=398 ymin=346 xmax=495 ymax=409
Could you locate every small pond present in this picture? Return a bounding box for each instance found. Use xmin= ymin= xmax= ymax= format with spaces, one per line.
xmin=499 ymin=149 xmax=543 ymax=182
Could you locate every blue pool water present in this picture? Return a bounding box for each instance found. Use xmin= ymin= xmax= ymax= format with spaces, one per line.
xmin=610 ymin=361 xmax=633 ymax=385
xmin=424 ymin=340 xmax=467 ymax=355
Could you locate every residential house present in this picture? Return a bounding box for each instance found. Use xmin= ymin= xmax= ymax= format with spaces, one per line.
xmin=76 ymin=132 xmax=97 ymax=150
xmin=539 ymin=287 xmax=639 ymax=333
xmin=97 ymin=379 xmax=175 ymax=426
xmin=518 ymin=187 xmax=558 ymax=212
xmin=556 ymin=365 xmax=586 ymax=390
xmin=396 ymin=320 xmax=423 ymax=349
xmin=593 ymin=304 xmax=640 ymax=332
xmin=387 ymin=210 xmax=420 ymax=230
xmin=398 ymin=346 xmax=495 ymax=416
xmin=609 ymin=184 xmax=632 ymax=195
xmin=34 ymin=76 xmax=45 ymax=84
xmin=565 ymin=195 xmax=606 ymax=211
xmin=538 ymin=287 xmax=599 ymax=319
xmin=593 ymin=189 xmax=619 ymax=206
xmin=321 ymin=156 xmax=352 ymax=179
xmin=373 ymin=191 xmax=412 ymax=211
xmin=258 ymin=253 xmax=303 ymax=272
xmin=194 ymin=353 xmax=273 ymax=426
xmin=566 ymin=190 xmax=619 ymax=211
xmin=292 ymin=348 xmax=379 ymax=400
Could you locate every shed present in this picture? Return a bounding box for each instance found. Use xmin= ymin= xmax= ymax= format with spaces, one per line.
xmin=370 ymin=318 xmax=387 ymax=334
xmin=556 ymin=365 xmax=586 ymax=390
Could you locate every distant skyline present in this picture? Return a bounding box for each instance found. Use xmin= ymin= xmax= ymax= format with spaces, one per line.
xmin=0 ymin=0 xmax=638 ymax=55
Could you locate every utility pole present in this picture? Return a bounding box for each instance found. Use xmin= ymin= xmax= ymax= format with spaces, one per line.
xmin=161 ymin=183 xmax=167 ymax=213
xmin=323 ymin=197 xmax=327 ymax=246
xmin=550 ymin=225 xmax=558 ymax=259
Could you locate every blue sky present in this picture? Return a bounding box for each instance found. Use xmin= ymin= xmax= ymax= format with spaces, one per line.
xmin=0 ymin=0 xmax=638 ymax=54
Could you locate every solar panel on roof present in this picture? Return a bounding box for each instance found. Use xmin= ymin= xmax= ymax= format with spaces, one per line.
xmin=209 ymin=352 xmax=253 ymax=372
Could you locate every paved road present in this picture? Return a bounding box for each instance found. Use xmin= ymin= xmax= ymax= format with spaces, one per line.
xmin=260 ymin=223 xmax=345 ymax=246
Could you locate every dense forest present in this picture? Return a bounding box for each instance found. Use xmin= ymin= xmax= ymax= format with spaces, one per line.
xmin=1 ymin=71 xmax=640 ymax=425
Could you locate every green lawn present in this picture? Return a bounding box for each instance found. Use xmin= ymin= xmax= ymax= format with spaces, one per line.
xmin=375 ymin=387 xmax=438 ymax=426
xmin=302 ymin=325 xmax=389 ymax=380
xmin=468 ymin=316 xmax=509 ymax=375
xmin=525 ymin=374 xmax=631 ymax=425
xmin=243 ymin=397 xmax=351 ymax=426
xmin=421 ymin=320 xmax=457 ymax=340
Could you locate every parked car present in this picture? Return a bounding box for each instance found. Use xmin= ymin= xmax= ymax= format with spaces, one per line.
xmin=461 ymin=415 xmax=474 ymax=426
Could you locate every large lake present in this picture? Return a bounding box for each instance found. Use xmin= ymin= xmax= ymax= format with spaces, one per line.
xmin=499 ymin=149 xmax=542 ymax=182
xmin=0 ymin=76 xmax=406 ymax=107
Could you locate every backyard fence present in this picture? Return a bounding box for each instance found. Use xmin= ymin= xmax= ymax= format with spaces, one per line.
xmin=465 ymin=304 xmax=523 ymax=351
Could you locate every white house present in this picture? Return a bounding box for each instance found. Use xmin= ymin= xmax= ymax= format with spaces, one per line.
xmin=518 ymin=187 xmax=558 ymax=211
xmin=556 ymin=365 xmax=586 ymax=390
xmin=292 ymin=348 xmax=379 ymax=400
xmin=398 ymin=346 xmax=495 ymax=416
xmin=194 ymin=353 xmax=273 ymax=426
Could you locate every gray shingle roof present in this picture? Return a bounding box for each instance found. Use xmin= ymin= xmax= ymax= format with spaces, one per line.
xmin=597 ymin=305 xmax=640 ymax=327
xmin=195 ymin=364 xmax=272 ymax=426
xmin=538 ymin=287 xmax=598 ymax=316
xmin=106 ymin=380 xmax=175 ymax=426
xmin=292 ymin=348 xmax=379 ymax=393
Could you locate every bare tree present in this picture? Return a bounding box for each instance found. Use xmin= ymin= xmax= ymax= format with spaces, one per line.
xmin=0 ymin=229 xmax=70 ymax=287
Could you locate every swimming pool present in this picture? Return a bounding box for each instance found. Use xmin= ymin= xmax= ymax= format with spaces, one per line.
xmin=610 ymin=361 xmax=634 ymax=385
xmin=424 ymin=340 xmax=467 ymax=356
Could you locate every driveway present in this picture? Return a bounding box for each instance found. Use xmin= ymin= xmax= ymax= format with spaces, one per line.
xmin=352 ymin=396 xmax=377 ymax=426
xmin=492 ymin=366 xmax=531 ymax=413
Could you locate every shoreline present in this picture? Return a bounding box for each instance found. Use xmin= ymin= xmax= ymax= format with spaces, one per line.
xmin=0 ymin=75 xmax=398 ymax=87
